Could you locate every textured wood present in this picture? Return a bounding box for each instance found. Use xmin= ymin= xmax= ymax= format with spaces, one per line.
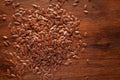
xmin=0 ymin=0 xmax=120 ymax=80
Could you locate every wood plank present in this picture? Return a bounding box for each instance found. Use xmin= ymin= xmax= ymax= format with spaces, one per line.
xmin=0 ymin=0 xmax=120 ymax=80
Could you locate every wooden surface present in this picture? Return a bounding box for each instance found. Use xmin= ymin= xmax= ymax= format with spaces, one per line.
xmin=0 ymin=0 xmax=120 ymax=80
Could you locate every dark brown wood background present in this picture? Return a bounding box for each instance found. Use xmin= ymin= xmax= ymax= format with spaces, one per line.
xmin=0 ymin=0 xmax=120 ymax=80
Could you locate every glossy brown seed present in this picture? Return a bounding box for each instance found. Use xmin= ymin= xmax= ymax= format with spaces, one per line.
xmin=2 ymin=14 xmax=7 ymax=17
xmin=82 ymin=42 xmax=87 ymax=47
xmin=12 ymin=2 xmax=20 ymax=8
xmin=86 ymin=59 xmax=90 ymax=64
xmin=67 ymin=59 xmax=72 ymax=63
xmin=32 ymin=4 xmax=40 ymax=9
xmin=36 ymin=71 xmax=41 ymax=75
xmin=22 ymin=62 xmax=27 ymax=66
xmin=20 ymin=60 xmax=24 ymax=63
xmin=81 ymin=47 xmax=85 ymax=53
xmin=79 ymin=40 xmax=83 ymax=44
xmin=83 ymin=10 xmax=88 ymax=14
xmin=84 ymin=4 xmax=88 ymax=10
xmin=72 ymin=55 xmax=80 ymax=59
xmin=35 ymin=67 xmax=39 ymax=70
xmin=8 ymin=52 xmax=14 ymax=56
xmin=74 ymin=0 xmax=79 ymax=3
xmin=63 ymin=62 xmax=69 ymax=66
xmin=12 ymin=34 xmax=19 ymax=38
xmin=10 ymin=74 xmax=16 ymax=77
xmin=7 ymin=69 xmax=10 ymax=74
xmin=73 ymin=3 xmax=78 ymax=7
xmin=16 ymin=56 xmax=21 ymax=60
xmin=3 ymin=41 xmax=9 ymax=47
xmin=2 ymin=36 xmax=8 ymax=40
xmin=4 ymin=0 xmax=13 ymax=5
xmin=2 ymin=17 xmax=7 ymax=21
xmin=84 ymin=32 xmax=88 ymax=37
xmin=9 ymin=59 xmax=14 ymax=63
xmin=75 ymin=30 xmax=80 ymax=34
xmin=14 ymin=21 xmax=20 ymax=25
xmin=15 ymin=44 xmax=20 ymax=48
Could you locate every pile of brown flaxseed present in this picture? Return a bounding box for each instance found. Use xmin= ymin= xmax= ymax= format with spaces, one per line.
xmin=2 ymin=0 xmax=87 ymax=80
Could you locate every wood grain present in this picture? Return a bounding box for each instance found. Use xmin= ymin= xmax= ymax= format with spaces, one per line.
xmin=0 ymin=0 xmax=120 ymax=80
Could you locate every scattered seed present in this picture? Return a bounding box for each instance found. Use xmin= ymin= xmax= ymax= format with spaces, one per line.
xmin=86 ymin=59 xmax=90 ymax=64
xmin=12 ymin=34 xmax=19 ymax=38
xmin=15 ymin=44 xmax=20 ymax=48
xmin=2 ymin=14 xmax=7 ymax=17
xmin=10 ymin=74 xmax=16 ymax=77
xmin=22 ymin=62 xmax=27 ymax=66
xmin=32 ymin=4 xmax=40 ymax=9
xmin=84 ymin=4 xmax=88 ymax=10
xmin=14 ymin=21 xmax=21 ymax=25
xmin=36 ymin=71 xmax=41 ymax=75
xmin=67 ymin=59 xmax=72 ymax=63
xmin=3 ymin=41 xmax=10 ymax=47
xmin=8 ymin=52 xmax=13 ymax=56
xmin=63 ymin=62 xmax=69 ymax=66
xmin=83 ymin=10 xmax=88 ymax=14
xmin=20 ymin=60 xmax=24 ymax=63
xmin=16 ymin=56 xmax=21 ymax=60
xmin=74 ymin=0 xmax=79 ymax=3
xmin=9 ymin=59 xmax=14 ymax=63
xmin=4 ymin=0 xmax=13 ymax=5
xmin=2 ymin=36 xmax=8 ymax=40
xmin=82 ymin=42 xmax=87 ymax=47
xmin=72 ymin=55 xmax=80 ymax=59
xmin=2 ymin=16 xmax=7 ymax=21
xmin=81 ymin=48 xmax=85 ymax=53
xmin=73 ymin=3 xmax=78 ymax=7
xmin=7 ymin=69 xmax=10 ymax=74
xmin=84 ymin=32 xmax=88 ymax=37
xmin=12 ymin=2 xmax=20 ymax=8
xmin=75 ymin=30 xmax=80 ymax=34
xmin=35 ymin=67 xmax=39 ymax=70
